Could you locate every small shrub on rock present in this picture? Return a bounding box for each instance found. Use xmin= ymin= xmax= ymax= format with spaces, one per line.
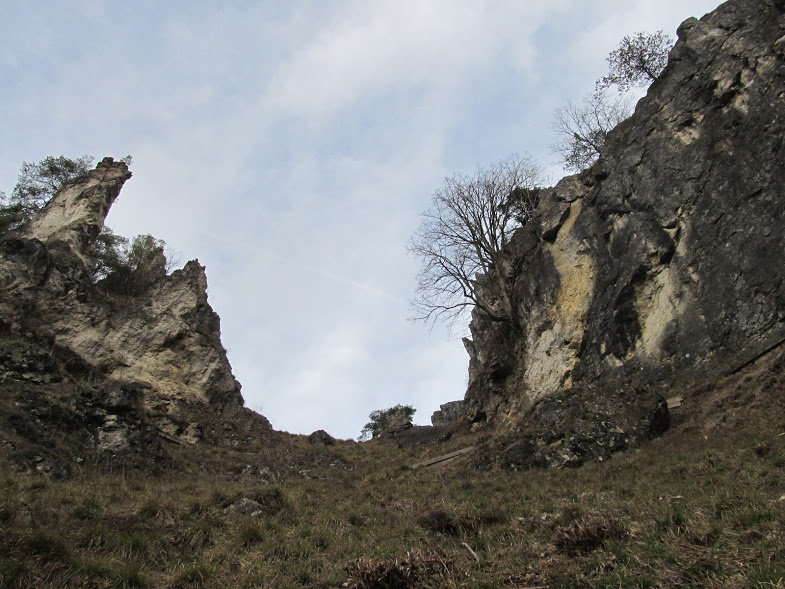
xmin=359 ymin=404 xmax=415 ymax=441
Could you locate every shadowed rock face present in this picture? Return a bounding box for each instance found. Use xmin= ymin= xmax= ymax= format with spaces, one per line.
xmin=465 ymin=0 xmax=785 ymax=460
xmin=0 ymin=158 xmax=264 ymax=452
xmin=481 ymin=384 xmax=670 ymax=471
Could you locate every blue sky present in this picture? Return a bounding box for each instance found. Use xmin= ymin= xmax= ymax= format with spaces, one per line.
xmin=1 ymin=0 xmax=720 ymax=439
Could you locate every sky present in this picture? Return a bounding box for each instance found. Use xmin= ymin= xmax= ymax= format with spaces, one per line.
xmin=1 ymin=0 xmax=720 ymax=440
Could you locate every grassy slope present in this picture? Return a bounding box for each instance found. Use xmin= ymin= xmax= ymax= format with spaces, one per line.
xmin=1 ymin=349 xmax=784 ymax=588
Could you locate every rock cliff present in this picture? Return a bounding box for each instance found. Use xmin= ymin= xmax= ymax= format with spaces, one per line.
xmin=465 ymin=0 xmax=785 ymax=466
xmin=0 ymin=158 xmax=268 ymax=472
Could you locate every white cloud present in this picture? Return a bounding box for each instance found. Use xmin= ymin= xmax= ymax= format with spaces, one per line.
xmin=261 ymin=0 xmax=548 ymax=122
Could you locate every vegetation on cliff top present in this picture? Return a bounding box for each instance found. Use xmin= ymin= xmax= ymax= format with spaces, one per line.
xmin=552 ymin=30 xmax=673 ymax=172
xmin=359 ymin=404 xmax=416 ymax=441
xmin=0 ymin=154 xmax=175 ymax=281
xmin=409 ymin=30 xmax=673 ymax=334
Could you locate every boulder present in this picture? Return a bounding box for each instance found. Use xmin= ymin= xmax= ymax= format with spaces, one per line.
xmin=486 ymin=383 xmax=669 ymax=470
xmin=431 ymin=401 xmax=466 ymax=427
xmin=308 ymin=429 xmax=336 ymax=446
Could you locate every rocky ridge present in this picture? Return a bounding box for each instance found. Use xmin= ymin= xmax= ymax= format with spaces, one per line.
xmin=2 ymin=0 xmax=782 ymax=475
xmin=0 ymin=157 xmax=270 ymax=473
xmin=463 ymin=0 xmax=785 ymax=467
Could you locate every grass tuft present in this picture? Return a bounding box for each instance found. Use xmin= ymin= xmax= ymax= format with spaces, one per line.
xmin=345 ymin=551 xmax=454 ymax=589
xmin=554 ymin=513 xmax=629 ymax=554
xmin=418 ymin=508 xmax=476 ymax=537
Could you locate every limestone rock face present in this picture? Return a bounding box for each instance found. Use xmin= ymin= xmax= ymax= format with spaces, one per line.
xmin=22 ymin=157 xmax=132 ymax=268
xmin=67 ymin=259 xmax=244 ymax=414
xmin=466 ymin=0 xmax=785 ymax=456
xmin=0 ymin=158 xmax=265 ymax=457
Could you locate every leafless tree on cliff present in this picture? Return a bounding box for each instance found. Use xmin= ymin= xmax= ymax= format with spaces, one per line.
xmin=552 ymin=30 xmax=673 ymax=172
xmin=409 ymin=154 xmax=545 ymax=329
xmin=551 ymin=92 xmax=633 ymax=172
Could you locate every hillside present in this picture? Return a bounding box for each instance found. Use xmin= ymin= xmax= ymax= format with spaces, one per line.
xmin=0 ymin=336 xmax=783 ymax=587
xmin=1 ymin=0 xmax=785 ymax=586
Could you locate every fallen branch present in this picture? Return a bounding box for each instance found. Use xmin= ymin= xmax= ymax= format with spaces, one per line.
xmin=461 ymin=542 xmax=480 ymax=563
xmin=158 ymin=432 xmax=185 ymax=445
xmin=412 ymin=446 xmax=475 ymax=469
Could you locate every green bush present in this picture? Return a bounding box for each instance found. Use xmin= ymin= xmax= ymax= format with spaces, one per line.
xmin=359 ymin=404 xmax=416 ymax=441
xmin=0 ymin=154 xmax=172 ymax=284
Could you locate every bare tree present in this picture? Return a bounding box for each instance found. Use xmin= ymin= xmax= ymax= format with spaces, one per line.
xmin=551 ymin=92 xmax=633 ymax=172
xmin=409 ymin=154 xmax=545 ymax=328
xmin=551 ymin=31 xmax=673 ymax=173
xmin=596 ymin=30 xmax=674 ymax=93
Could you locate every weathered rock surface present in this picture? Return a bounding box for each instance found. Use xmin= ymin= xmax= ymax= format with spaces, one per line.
xmin=465 ymin=0 xmax=785 ymax=465
xmin=371 ymin=408 xmax=452 ymax=447
xmin=0 ymin=157 xmax=270 ymax=468
xmin=484 ymin=384 xmax=669 ymax=470
xmin=381 ymin=424 xmax=452 ymax=449
xmin=0 ymin=337 xmax=166 ymax=476
xmin=20 ymin=157 xmax=131 ymax=266
xmin=431 ymin=400 xmax=466 ymax=427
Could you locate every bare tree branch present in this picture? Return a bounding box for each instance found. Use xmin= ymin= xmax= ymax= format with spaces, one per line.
xmin=550 ymin=30 xmax=672 ymax=174
xmin=551 ymin=92 xmax=633 ymax=172
xmin=409 ymin=154 xmax=545 ymax=330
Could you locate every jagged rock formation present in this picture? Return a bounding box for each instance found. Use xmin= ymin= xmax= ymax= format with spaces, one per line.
xmin=0 ymin=158 xmax=269 ymax=472
xmin=465 ymin=0 xmax=785 ymax=465
xmin=431 ymin=400 xmax=466 ymax=427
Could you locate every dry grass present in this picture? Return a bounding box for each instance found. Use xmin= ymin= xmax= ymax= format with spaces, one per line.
xmin=345 ymin=550 xmax=455 ymax=589
xmin=0 ymin=431 xmax=783 ymax=587
xmin=554 ymin=514 xmax=629 ymax=554
xmin=0 ymin=350 xmax=784 ymax=587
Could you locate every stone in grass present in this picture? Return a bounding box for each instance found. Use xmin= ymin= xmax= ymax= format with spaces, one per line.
xmin=308 ymin=429 xmax=336 ymax=446
xmin=225 ymin=498 xmax=264 ymax=516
